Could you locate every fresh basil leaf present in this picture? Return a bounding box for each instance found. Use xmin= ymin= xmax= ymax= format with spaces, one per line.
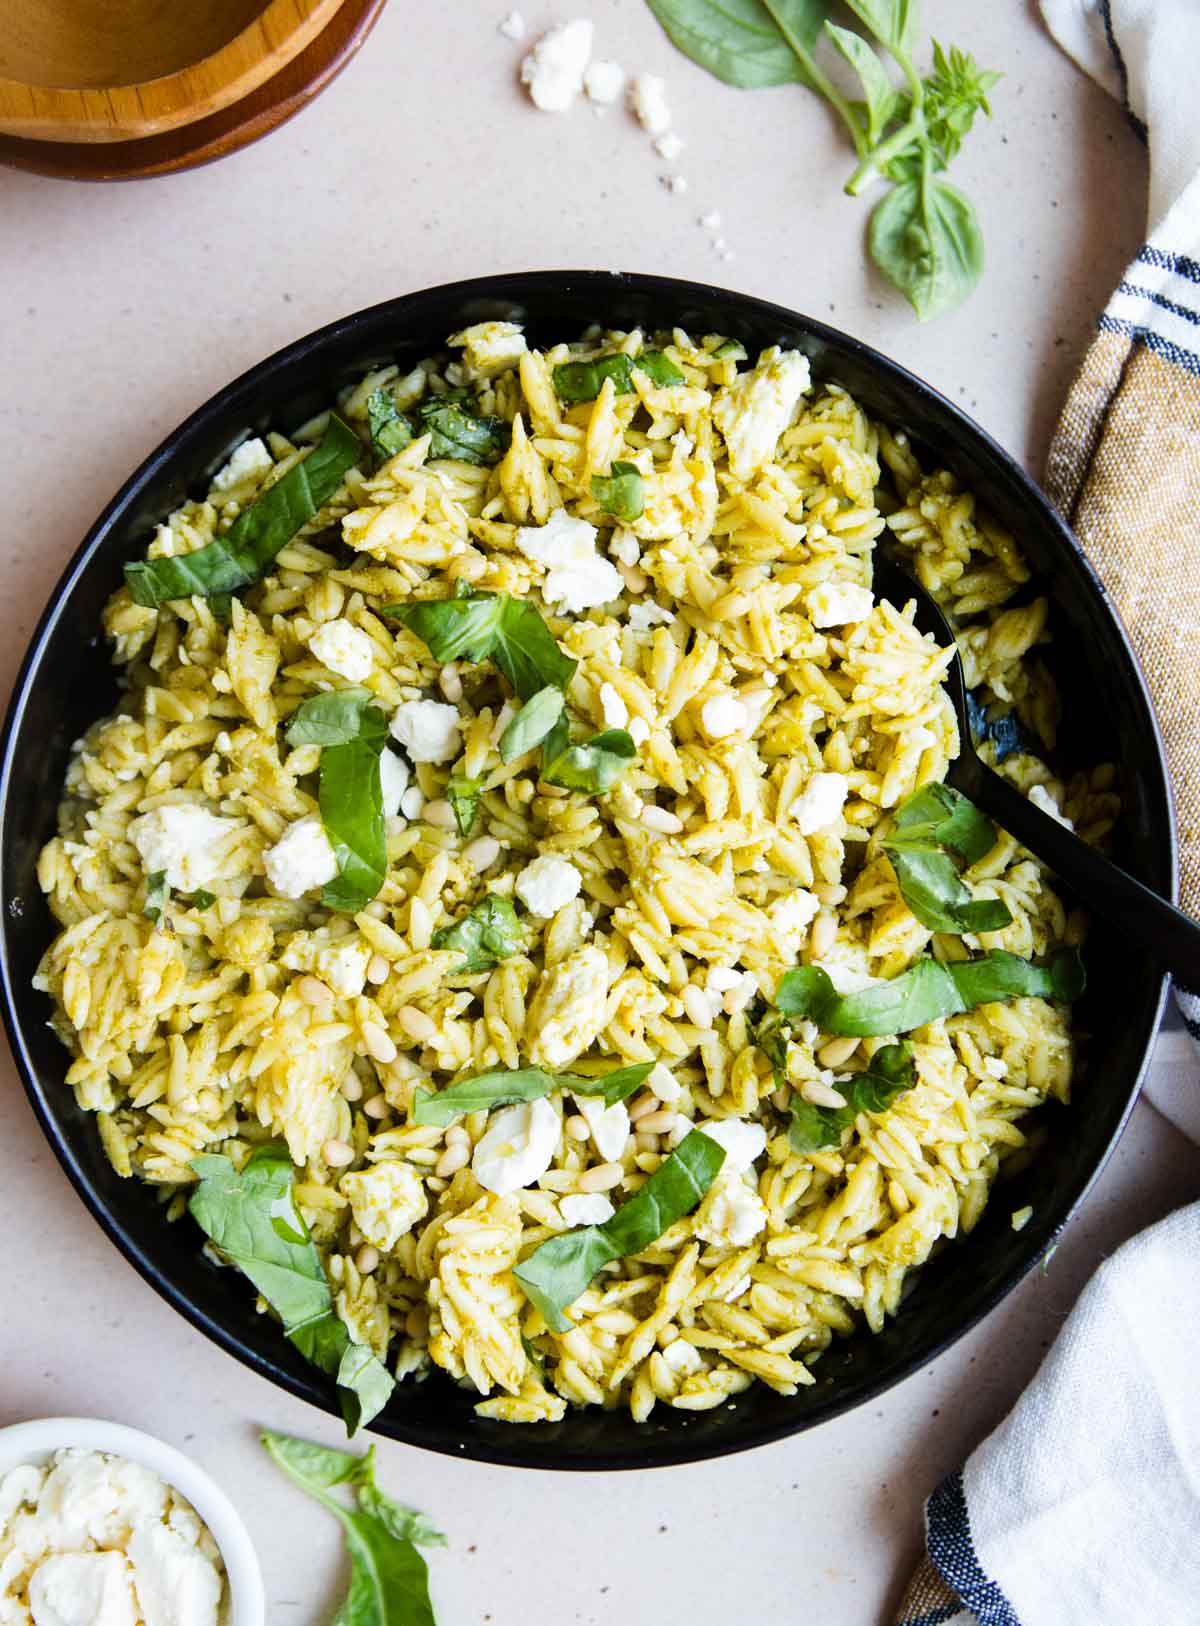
xmin=949 ymin=946 xmax=1085 ymax=1008
xmin=262 ymin=1432 xmax=438 ymax=1626
xmin=521 ymin=1333 xmax=549 ymax=1388
xmin=190 ymin=1148 xmax=393 ymax=1433
xmin=310 ymin=700 xmax=388 ymax=913
xmin=498 ymin=686 xmax=565 ymax=762
xmin=634 ymin=351 xmax=686 ymax=387
xmin=430 ymin=894 xmax=525 ymax=974
xmin=590 ymin=462 xmax=645 ymax=522
xmin=125 ymin=415 xmax=361 ymax=606
xmin=187 ymin=889 xmax=217 ymax=910
xmin=144 ymin=870 xmax=169 ymax=925
xmin=367 ymin=388 xmax=415 ymax=465
xmin=825 ymin=22 xmax=901 ymax=144
xmin=415 ymin=398 xmax=511 ymax=466
xmin=551 ymin=350 xmax=684 ymax=403
xmin=515 ymin=1129 xmax=725 ymax=1331
xmin=286 ymin=687 xmax=377 ymax=748
xmin=712 ymin=339 xmax=748 ymax=360
xmin=357 ymin=1485 xmax=448 ymax=1550
xmin=542 ymin=727 xmax=636 ymax=794
xmin=881 ymin=783 xmax=1011 ymax=934
xmin=787 ymin=1039 xmax=914 ymax=1151
xmin=645 ymin=0 xmax=828 ymax=90
xmin=446 ymin=774 xmax=484 ymax=837
xmin=868 ymin=174 xmax=984 ymax=321
xmin=413 ymin=1060 xmax=653 ymax=1127
xmin=384 ymin=592 xmax=577 ymax=701
xmin=841 ymin=0 xmax=918 ymax=52
xmin=260 ymin=1432 xmax=367 ymax=1489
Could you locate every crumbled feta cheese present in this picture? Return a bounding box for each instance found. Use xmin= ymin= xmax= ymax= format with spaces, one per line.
xmin=699 ymin=210 xmax=722 ymax=231
xmin=390 ymin=699 xmax=462 ymax=764
xmin=1028 ymin=783 xmax=1074 ymax=829
xmin=981 ymin=1055 xmax=1008 ymax=1079
xmin=379 ymin=749 xmax=410 ymax=819
xmin=126 ymin=1521 xmax=222 ymax=1626
xmin=28 ymin=1551 xmax=137 ymax=1626
xmin=806 ymin=580 xmax=875 ymax=628
xmin=264 ymin=815 xmax=339 ymax=898
xmin=696 ymin=1118 xmax=767 ymax=1173
xmin=308 ymin=617 xmax=375 ymax=682
xmin=447 ymin=321 xmax=527 ymax=377
xmin=768 ymin=890 xmax=820 ymax=956
xmin=584 ymin=59 xmax=624 ymax=103
xmin=792 ymin=771 xmax=849 ymax=835
xmin=599 ymin=682 xmax=629 ymax=729
xmin=515 ymin=854 xmax=583 ymax=918
xmin=695 ymin=1174 xmax=767 ymax=1247
xmin=473 ymin=1098 xmax=561 ymax=1195
xmin=628 ymin=716 xmax=650 ymax=746
xmin=497 ymin=8 xmax=526 ymax=39
xmin=209 ymin=437 xmax=272 ymax=496
xmin=520 ymin=20 xmax=593 ymax=112
xmin=706 ymin=966 xmax=743 ymax=994
xmin=399 ymin=785 xmax=425 ymax=821
xmin=514 ymin=510 xmax=622 ymax=613
xmin=575 ymin=1095 xmax=630 ymax=1161
xmin=660 ymin=1337 xmax=703 ymax=1376
xmin=35 ymin=1453 xmax=166 ymax=1551
xmin=609 ymin=528 xmax=641 ymax=568
xmin=0 ymin=1464 xmax=44 ymax=1525
xmin=318 ymin=939 xmax=371 ymax=999
xmin=341 ymin=1162 xmax=428 ymax=1251
xmin=664 ymin=174 xmax=689 ymax=194
xmin=712 ymin=349 xmax=812 ymax=482
xmin=648 ymin=1062 xmax=682 ymax=1102
xmin=700 ymin=693 xmax=748 ymax=739
xmin=129 ymin=805 xmax=240 ymax=894
xmin=527 ymin=944 xmax=610 ymax=1070
xmin=654 ymin=131 xmax=684 ymax=160
xmin=630 ymin=72 xmax=671 ymax=136
xmin=815 ymin=947 xmax=881 ymax=996
xmin=560 ymin=1193 xmax=615 ymax=1227
xmin=627 ymin=600 xmax=674 ymax=633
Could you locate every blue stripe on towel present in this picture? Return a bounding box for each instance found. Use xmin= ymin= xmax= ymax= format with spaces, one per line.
xmin=897 ymin=1604 xmax=963 ymax=1626
xmin=1098 ymin=0 xmax=1148 ymax=141
xmin=926 ymin=1471 xmax=1024 ymax=1626
xmin=1099 ymin=314 xmax=1200 ymax=379
xmin=1116 ymin=282 xmax=1200 ymax=329
xmin=1137 ymin=245 xmax=1200 ymax=286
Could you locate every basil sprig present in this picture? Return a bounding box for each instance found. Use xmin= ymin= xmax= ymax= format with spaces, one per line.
xmin=287 ymin=689 xmax=388 ymax=913
xmin=189 ymin=1146 xmax=393 ymax=1434
xmin=774 ymin=947 xmax=1085 ymax=1038
xmin=542 ymin=725 xmax=636 ymax=794
xmin=514 ymin=1130 xmax=725 ymax=1332
xmin=552 ymin=350 xmax=685 ymax=403
xmin=498 ymin=686 xmax=565 ymax=762
xmin=413 ymin=1060 xmax=654 ymax=1127
xmin=881 ymin=783 xmax=1011 ymax=934
xmin=591 ymin=462 xmax=645 ymax=522
xmin=125 ymin=415 xmax=360 ymax=607
xmin=787 ymin=1040 xmax=915 ymax=1152
xmin=262 ymin=1432 xmax=442 ymax=1626
xmin=446 ymin=774 xmax=484 ymax=837
xmin=430 ymin=894 xmax=525 ymax=973
xmin=383 ymin=592 xmax=577 ymax=702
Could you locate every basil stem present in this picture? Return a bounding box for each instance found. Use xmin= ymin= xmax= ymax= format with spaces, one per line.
xmin=413 ymin=1061 xmax=654 ymax=1127
xmin=881 ymin=782 xmax=1011 ymax=934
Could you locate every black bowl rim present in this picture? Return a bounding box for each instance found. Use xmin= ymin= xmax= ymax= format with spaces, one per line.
xmin=0 ymin=270 xmax=1177 ymax=1471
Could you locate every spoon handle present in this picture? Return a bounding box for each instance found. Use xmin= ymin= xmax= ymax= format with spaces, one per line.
xmin=952 ymin=756 xmax=1199 ymax=991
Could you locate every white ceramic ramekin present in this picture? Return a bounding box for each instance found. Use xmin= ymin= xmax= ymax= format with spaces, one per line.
xmin=0 ymin=1417 xmax=265 ymax=1625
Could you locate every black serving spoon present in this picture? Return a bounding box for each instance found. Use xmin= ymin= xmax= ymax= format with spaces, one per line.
xmin=872 ymin=554 xmax=1200 ymax=989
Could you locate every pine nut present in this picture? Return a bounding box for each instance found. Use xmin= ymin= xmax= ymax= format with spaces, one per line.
xmin=723 ymin=980 xmax=756 ymax=1016
xmin=681 ymin=985 xmax=714 ymax=1028
xmin=424 ymin=799 xmax=456 ymax=829
xmin=657 ymin=1323 xmax=679 ymax=1348
xmin=363 ymin=1093 xmax=390 ymax=1119
xmin=802 ymin=1077 xmax=848 ymax=1109
xmin=628 ymin=1090 xmax=659 ymax=1123
xmin=578 ymin=1162 xmax=624 ymax=1192
xmin=408 ymin=897 xmax=432 ymax=950
xmin=341 ymin=1072 xmax=363 ymax=1102
xmin=565 ymin=1114 xmax=590 ymax=1142
xmin=640 ymin=805 xmax=684 ymax=835
xmin=366 ymin=954 xmax=390 ymax=984
xmin=297 ymin=975 xmax=333 ymax=1007
xmin=436 ymin=1143 xmax=470 ymax=1178
xmin=813 ymin=881 xmax=847 ymax=905
xmin=438 ymin=664 xmax=463 ymax=703
xmin=397 ymin=1005 xmax=437 ymax=1043
xmin=636 ymin=1131 xmax=659 ymax=1154
xmin=810 ymin=911 xmax=837 ymax=958
xmin=405 ymin=1306 xmax=429 ymax=1341
xmin=463 ymin=836 xmax=501 ymax=870
xmin=355 ymin=1244 xmax=379 ymax=1274
xmin=639 ymin=1109 xmax=676 ymax=1134
xmin=362 ymin=1021 xmax=398 ymax=1063
xmin=445 ymin=1123 xmax=470 ymax=1148
xmin=817 ymin=1035 xmax=859 ymax=1068
xmin=322 ymin=1138 xmax=354 ymax=1167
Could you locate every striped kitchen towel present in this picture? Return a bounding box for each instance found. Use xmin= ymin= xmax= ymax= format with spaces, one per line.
xmin=891 ymin=6 xmax=1200 ymax=1622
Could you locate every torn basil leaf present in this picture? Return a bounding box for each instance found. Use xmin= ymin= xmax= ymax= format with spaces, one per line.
xmin=542 ymin=727 xmax=636 ymax=794
xmin=125 ymin=414 xmax=361 ymax=607
xmin=591 ymin=461 xmax=645 ymax=522
xmin=366 ymin=388 xmax=415 ymax=464
xmin=882 ymin=782 xmax=1011 ymax=934
xmin=187 ymin=889 xmax=217 ymax=910
xmin=712 ymin=338 xmax=747 ymax=360
xmin=288 ymin=689 xmax=388 ymax=913
xmin=143 ymin=871 xmax=169 ymax=926
xmin=498 ymin=685 xmax=565 ymax=762
xmin=514 ymin=1130 xmax=725 ymax=1332
xmin=413 ymin=1060 xmax=653 ymax=1127
xmin=286 ymin=687 xmax=376 ymax=747
xmin=774 ymin=947 xmax=1085 ymax=1038
xmin=430 ymin=893 xmax=525 ymax=974
xmin=446 ymin=773 xmax=484 ymax=837
xmin=415 ymin=397 xmax=511 ymax=465
xmin=384 ymin=591 xmax=577 ymax=701
xmin=787 ymin=1040 xmax=915 ymax=1152
xmin=190 ymin=1146 xmax=392 ymax=1434
xmin=552 ymin=350 xmax=685 ymax=403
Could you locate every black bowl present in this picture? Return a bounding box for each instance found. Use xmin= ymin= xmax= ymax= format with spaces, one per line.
xmin=0 ymin=272 xmax=1175 ymax=1470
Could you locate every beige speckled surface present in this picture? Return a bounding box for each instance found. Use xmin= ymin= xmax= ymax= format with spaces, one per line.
xmin=1 ymin=3 xmax=1196 ymax=1621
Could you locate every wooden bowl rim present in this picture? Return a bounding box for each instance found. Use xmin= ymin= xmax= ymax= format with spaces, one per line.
xmin=0 ymin=0 xmax=345 ymax=144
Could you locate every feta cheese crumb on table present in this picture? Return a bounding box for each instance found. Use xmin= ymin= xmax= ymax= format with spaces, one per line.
xmin=806 ymin=581 xmax=875 ymax=628
xmin=515 ymin=854 xmax=583 ymax=918
xmin=497 ymin=9 xmax=526 ymax=40
xmin=128 ymin=805 xmax=240 ymax=894
xmin=390 ymin=698 xmax=462 ymax=764
xmin=264 ymin=814 xmax=339 ymax=898
xmin=308 ymin=617 xmax=375 ymax=681
xmin=630 ymin=72 xmax=671 ymax=136
xmin=514 ymin=509 xmax=622 ymax=612
xmin=792 ymin=771 xmax=850 ymax=835
xmin=560 ymin=1192 xmax=615 ymax=1227
xmin=654 ymin=131 xmax=684 ymax=161
xmin=712 ymin=349 xmax=812 ymax=482
xmin=473 ymin=1097 xmax=560 ymax=1195
xmin=584 ymin=59 xmax=624 ymax=104
xmin=520 ymin=20 xmax=593 ymax=112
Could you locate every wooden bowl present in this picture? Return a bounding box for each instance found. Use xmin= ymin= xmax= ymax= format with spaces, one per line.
xmin=0 ymin=0 xmax=346 ymax=143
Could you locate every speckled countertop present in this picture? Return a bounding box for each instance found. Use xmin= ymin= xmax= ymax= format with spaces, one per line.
xmin=1 ymin=3 xmax=1196 ymax=1621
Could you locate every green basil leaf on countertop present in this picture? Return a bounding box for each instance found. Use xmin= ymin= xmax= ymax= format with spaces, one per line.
xmin=262 ymin=1430 xmax=442 ymax=1626
xmin=644 ymin=0 xmax=828 ymax=90
xmin=125 ymin=414 xmax=361 ymax=607
xmin=552 ymin=350 xmax=685 ymax=403
xmin=591 ymin=462 xmax=645 ymax=522
xmin=881 ymin=782 xmax=1011 ymax=935
xmin=288 ymin=689 xmax=389 ymax=913
xmin=868 ymin=173 xmax=985 ymax=323
xmin=189 ymin=1146 xmax=393 ymax=1434
xmin=430 ymin=894 xmax=525 ymax=974
xmin=446 ymin=774 xmax=484 ymax=838
xmin=513 ymin=1129 xmax=725 ymax=1332
xmin=542 ymin=727 xmax=636 ymax=794
xmin=384 ymin=592 xmax=577 ymax=701
xmin=498 ymin=685 xmax=565 ymax=762
xmin=413 ymin=1060 xmax=654 ymax=1127
xmin=787 ymin=1039 xmax=915 ymax=1152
